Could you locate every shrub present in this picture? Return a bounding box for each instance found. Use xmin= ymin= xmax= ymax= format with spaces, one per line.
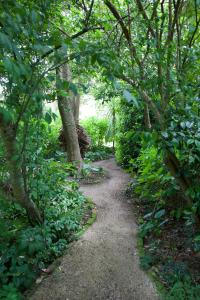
xmin=134 ymin=145 xmax=175 ymax=204
xmin=84 ymin=147 xmax=112 ymax=162
xmin=165 ymin=281 xmax=200 ymax=300
xmin=0 ymin=159 xmax=86 ymax=296
xmin=115 ymin=100 xmax=143 ymax=168
xmin=81 ymin=117 xmax=109 ymax=148
xmin=43 ymin=117 xmax=63 ymax=159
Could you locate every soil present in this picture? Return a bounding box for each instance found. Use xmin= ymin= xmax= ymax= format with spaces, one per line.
xmin=29 ymin=158 xmax=159 ymax=300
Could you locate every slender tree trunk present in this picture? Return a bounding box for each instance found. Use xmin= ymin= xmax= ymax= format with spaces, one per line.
xmin=57 ymin=65 xmax=83 ymax=169
xmin=0 ymin=121 xmax=42 ymax=224
xmin=138 ymin=88 xmax=194 ymax=204
xmin=112 ymin=104 xmax=116 ymax=151
xmin=144 ymin=103 xmax=151 ymax=129
xmin=164 ymin=149 xmax=192 ymax=206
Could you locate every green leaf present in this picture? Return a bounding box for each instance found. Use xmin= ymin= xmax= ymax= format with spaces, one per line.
xmin=3 ymin=57 xmax=13 ymax=74
xmin=69 ymin=83 xmax=78 ymax=95
xmin=187 ymin=139 xmax=194 ymax=145
xmin=195 ymin=140 xmax=200 ymax=148
xmin=0 ymin=106 xmax=13 ymax=123
xmin=154 ymin=209 xmax=165 ymax=219
xmin=185 ymin=121 xmax=193 ymax=128
xmin=194 ymin=235 xmax=200 ymax=242
xmin=123 ymin=90 xmax=139 ymax=108
xmin=180 ymin=122 xmax=186 ymax=129
xmin=161 ymin=132 xmax=168 ymax=139
xmin=58 ymin=90 xmax=69 ymax=97
xmin=0 ymin=32 xmax=12 ymax=51
xmin=45 ymin=111 xmax=52 ymax=124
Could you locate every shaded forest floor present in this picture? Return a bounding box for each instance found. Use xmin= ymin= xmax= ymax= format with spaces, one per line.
xmin=131 ymin=192 xmax=200 ymax=292
xmin=28 ymin=158 xmax=158 ymax=300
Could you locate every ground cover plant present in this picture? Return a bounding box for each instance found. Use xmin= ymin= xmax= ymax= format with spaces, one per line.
xmin=127 ymin=140 xmax=200 ymax=299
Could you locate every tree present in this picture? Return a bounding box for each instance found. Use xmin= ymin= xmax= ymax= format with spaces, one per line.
xmin=97 ymin=0 xmax=200 ymax=207
xmin=48 ymin=0 xmax=103 ymax=167
xmin=0 ymin=0 xmax=67 ymax=224
xmin=57 ymin=64 xmax=83 ymax=168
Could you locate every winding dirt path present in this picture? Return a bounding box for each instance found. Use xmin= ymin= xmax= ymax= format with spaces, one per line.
xmin=30 ymin=158 xmax=159 ymax=300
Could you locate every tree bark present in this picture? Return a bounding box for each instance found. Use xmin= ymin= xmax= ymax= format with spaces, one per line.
xmin=57 ymin=64 xmax=83 ymax=169
xmin=72 ymin=94 xmax=80 ymax=125
xmin=164 ymin=149 xmax=192 ymax=206
xmin=112 ymin=104 xmax=116 ymax=151
xmin=144 ymin=103 xmax=151 ymax=129
xmin=0 ymin=120 xmax=42 ymax=224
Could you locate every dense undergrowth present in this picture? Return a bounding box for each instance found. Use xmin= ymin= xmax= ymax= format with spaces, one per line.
xmin=0 ymin=171 xmax=89 ymax=299
xmin=116 ymin=98 xmax=200 ymax=299
xmin=0 ymin=116 xmax=100 ymax=299
xmin=0 ymin=182 xmax=87 ymax=299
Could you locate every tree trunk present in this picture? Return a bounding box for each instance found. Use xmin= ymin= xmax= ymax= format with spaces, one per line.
xmin=72 ymin=94 xmax=80 ymax=125
xmin=57 ymin=65 xmax=83 ymax=169
xmin=144 ymin=103 xmax=151 ymax=129
xmin=138 ymin=88 xmax=194 ymax=206
xmin=138 ymin=88 xmax=194 ymax=205
xmin=112 ymin=104 xmax=116 ymax=151
xmin=0 ymin=121 xmax=42 ymax=225
xmin=164 ymin=149 xmax=192 ymax=206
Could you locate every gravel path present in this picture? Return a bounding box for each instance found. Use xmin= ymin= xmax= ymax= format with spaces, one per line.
xmin=30 ymin=158 xmax=159 ymax=300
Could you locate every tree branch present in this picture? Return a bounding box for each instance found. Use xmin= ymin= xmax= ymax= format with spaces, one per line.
xmin=85 ymin=0 xmax=94 ymax=26
xmin=35 ymin=26 xmax=104 ymax=65
xmin=182 ymin=0 xmax=200 ymax=66
xmin=104 ymin=0 xmax=141 ymax=67
xmin=135 ymin=0 xmax=156 ymax=38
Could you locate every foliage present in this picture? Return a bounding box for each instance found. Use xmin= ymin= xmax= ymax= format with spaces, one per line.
xmin=115 ymin=99 xmax=144 ymax=168
xmin=0 ymin=81 xmax=86 ymax=297
xmin=44 ymin=117 xmax=63 ymax=159
xmin=84 ymin=147 xmax=112 ymax=162
xmin=80 ymin=164 xmax=103 ymax=178
xmin=165 ymin=281 xmax=200 ymax=300
xmin=0 ymin=158 xmax=86 ymax=295
xmin=161 ymin=115 xmax=200 ymax=202
xmin=131 ymin=140 xmax=200 ymax=299
xmin=0 ymin=284 xmax=23 ymax=300
xmin=81 ymin=117 xmax=110 ymax=148
xmin=139 ymin=253 xmax=157 ymax=271
xmin=134 ymin=144 xmax=175 ymax=203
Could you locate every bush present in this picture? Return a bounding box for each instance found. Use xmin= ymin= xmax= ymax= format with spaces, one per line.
xmin=115 ymin=100 xmax=143 ymax=168
xmin=43 ymin=117 xmax=63 ymax=159
xmin=165 ymin=281 xmax=200 ymax=300
xmin=0 ymin=158 xmax=86 ymax=296
xmin=81 ymin=117 xmax=109 ymax=148
xmin=134 ymin=145 xmax=175 ymax=203
xmin=85 ymin=147 xmax=112 ymax=161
